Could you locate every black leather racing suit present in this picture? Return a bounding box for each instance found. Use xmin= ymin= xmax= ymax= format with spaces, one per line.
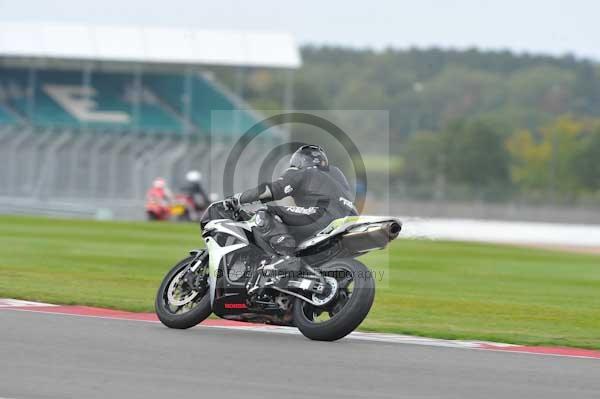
xmin=239 ymin=165 xmax=358 ymax=245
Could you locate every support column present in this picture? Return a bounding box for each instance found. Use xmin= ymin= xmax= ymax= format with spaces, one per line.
xmin=27 ymin=64 xmax=37 ymax=125
xmin=183 ymin=67 xmax=193 ymax=136
xmin=132 ymin=64 xmax=142 ymax=134
xmin=82 ymin=63 xmax=92 ymax=132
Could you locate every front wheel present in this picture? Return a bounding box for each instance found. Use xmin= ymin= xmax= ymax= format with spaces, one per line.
xmin=155 ymin=255 xmax=212 ymax=329
xmin=293 ymin=259 xmax=375 ymax=341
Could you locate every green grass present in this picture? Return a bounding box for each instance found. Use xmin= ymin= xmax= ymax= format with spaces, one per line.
xmin=1 ymin=214 xmax=599 ymax=349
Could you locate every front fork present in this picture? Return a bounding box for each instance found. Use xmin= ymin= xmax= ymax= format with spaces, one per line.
xmin=189 ymin=249 xmax=207 ymax=272
xmin=182 ymin=249 xmax=208 ymax=291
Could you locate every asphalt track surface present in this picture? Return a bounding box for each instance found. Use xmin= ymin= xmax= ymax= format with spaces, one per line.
xmin=2 ymin=310 xmax=599 ymax=399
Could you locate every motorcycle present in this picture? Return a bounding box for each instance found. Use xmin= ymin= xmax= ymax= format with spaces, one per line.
xmin=171 ymin=193 xmax=211 ymax=222
xmin=145 ymin=198 xmax=171 ymax=221
xmin=155 ymin=200 xmax=401 ymax=341
xmin=146 ymin=194 xmax=208 ymax=222
xmin=170 ymin=194 xmax=200 ymax=222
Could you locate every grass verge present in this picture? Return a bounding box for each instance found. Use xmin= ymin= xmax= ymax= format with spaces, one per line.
xmin=1 ymin=214 xmax=599 ymax=349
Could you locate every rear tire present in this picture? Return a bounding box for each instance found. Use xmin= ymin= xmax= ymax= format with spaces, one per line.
xmin=292 ymin=258 xmax=375 ymax=341
xmin=155 ymin=256 xmax=212 ymax=329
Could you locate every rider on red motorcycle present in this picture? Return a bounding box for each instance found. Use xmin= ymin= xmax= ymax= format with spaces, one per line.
xmin=146 ymin=178 xmax=174 ymax=220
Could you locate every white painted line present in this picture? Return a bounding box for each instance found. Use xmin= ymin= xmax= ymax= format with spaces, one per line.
xmin=0 ymin=298 xmax=57 ymax=308
xmin=200 ymin=323 xmax=504 ymax=349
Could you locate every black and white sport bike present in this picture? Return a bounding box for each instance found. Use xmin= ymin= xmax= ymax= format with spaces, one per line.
xmin=155 ymin=200 xmax=401 ymax=341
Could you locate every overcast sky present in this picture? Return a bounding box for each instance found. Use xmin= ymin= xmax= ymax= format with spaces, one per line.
xmin=0 ymin=0 xmax=597 ymax=61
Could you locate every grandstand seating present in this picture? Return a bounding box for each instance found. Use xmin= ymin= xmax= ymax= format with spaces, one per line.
xmin=0 ymin=68 xmax=29 ymax=120
xmin=143 ymin=72 xmax=261 ymax=134
xmin=0 ymin=105 xmax=15 ymax=123
xmin=0 ymin=67 xmax=262 ymax=135
xmin=189 ymin=74 xmax=259 ymax=134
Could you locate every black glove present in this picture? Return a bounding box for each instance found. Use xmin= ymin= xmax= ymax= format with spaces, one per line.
xmin=223 ymin=194 xmax=241 ymax=211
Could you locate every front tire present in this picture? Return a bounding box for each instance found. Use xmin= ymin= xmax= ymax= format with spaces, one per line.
xmin=293 ymin=258 xmax=375 ymax=341
xmin=155 ymin=255 xmax=212 ymax=329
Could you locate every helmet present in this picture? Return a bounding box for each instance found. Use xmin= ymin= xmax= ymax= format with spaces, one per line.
xmin=153 ymin=178 xmax=166 ymax=189
xmin=186 ymin=170 xmax=202 ymax=182
xmin=290 ymin=145 xmax=328 ymax=169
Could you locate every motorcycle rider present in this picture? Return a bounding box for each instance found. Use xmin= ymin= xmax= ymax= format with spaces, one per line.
xmin=224 ymin=145 xmax=358 ymax=281
xmin=181 ymin=170 xmax=210 ymax=219
xmin=146 ymin=177 xmax=174 ymax=220
xmin=147 ymin=177 xmax=173 ymax=202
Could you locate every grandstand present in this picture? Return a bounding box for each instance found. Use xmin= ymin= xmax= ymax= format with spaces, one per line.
xmin=0 ymin=67 xmax=267 ymax=134
xmin=0 ymin=22 xmax=301 ymax=218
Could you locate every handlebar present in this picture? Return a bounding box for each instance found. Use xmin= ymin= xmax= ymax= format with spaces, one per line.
xmin=221 ymin=198 xmax=239 ymax=212
xmin=204 ymin=199 xmax=255 ymax=223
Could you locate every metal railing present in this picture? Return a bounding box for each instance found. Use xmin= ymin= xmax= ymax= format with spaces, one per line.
xmin=0 ymin=126 xmax=266 ymax=205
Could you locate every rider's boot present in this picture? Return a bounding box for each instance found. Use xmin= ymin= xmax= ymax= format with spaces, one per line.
xmin=247 ymin=209 xmax=304 ymax=293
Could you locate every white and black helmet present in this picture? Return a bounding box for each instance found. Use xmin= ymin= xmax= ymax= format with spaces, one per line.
xmin=185 ymin=170 xmax=202 ymax=182
xmin=290 ymin=145 xmax=329 ymax=169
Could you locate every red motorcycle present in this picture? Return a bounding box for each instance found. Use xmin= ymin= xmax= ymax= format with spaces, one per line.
xmin=171 ymin=193 xmax=207 ymax=222
xmin=145 ymin=197 xmax=172 ymax=221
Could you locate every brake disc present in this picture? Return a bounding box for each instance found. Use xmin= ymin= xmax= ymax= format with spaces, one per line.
xmin=167 ymin=270 xmax=199 ymax=306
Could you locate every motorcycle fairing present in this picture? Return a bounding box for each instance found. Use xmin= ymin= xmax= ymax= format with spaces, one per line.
xmin=204 ymin=219 xmax=252 ymax=306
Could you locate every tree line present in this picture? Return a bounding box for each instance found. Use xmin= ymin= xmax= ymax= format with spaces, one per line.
xmin=213 ymin=46 xmax=600 ymax=204
xmin=400 ymin=116 xmax=600 ymax=204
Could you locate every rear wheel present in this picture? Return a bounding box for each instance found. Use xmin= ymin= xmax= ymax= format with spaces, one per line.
xmin=292 ymin=258 xmax=375 ymax=341
xmin=155 ymin=255 xmax=212 ymax=329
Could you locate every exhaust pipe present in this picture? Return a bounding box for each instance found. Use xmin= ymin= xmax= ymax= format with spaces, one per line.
xmin=385 ymin=221 xmax=402 ymax=240
xmin=341 ymin=220 xmax=402 ymax=253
